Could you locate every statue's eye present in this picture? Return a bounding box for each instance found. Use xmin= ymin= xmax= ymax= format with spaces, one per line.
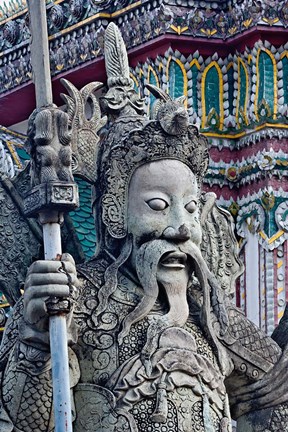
xmin=185 ymin=200 xmax=197 ymax=213
xmin=146 ymin=198 xmax=168 ymax=211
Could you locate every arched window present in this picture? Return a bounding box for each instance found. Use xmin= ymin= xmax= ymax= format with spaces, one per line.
xmin=190 ymin=59 xmax=200 ymax=115
xmin=236 ymin=58 xmax=249 ymax=127
xmin=147 ymin=66 xmax=159 ymax=111
xmin=202 ymin=62 xmax=223 ymax=130
xmin=227 ymin=63 xmax=234 ymax=116
xmin=130 ymin=73 xmax=140 ymax=95
xmin=167 ymin=58 xmax=186 ymax=100
xmin=281 ymin=54 xmax=288 ymax=105
xmin=256 ymin=50 xmax=277 ymax=120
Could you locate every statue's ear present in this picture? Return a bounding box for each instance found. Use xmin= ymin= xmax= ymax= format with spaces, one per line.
xmin=200 ymin=192 xmax=244 ymax=298
xmin=101 ymin=193 xmax=127 ymax=239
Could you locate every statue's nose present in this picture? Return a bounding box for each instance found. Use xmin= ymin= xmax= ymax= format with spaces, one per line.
xmin=162 ymin=224 xmax=191 ymax=241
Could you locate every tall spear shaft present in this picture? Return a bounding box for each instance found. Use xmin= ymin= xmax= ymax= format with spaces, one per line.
xmin=28 ymin=0 xmax=53 ymax=108
xmin=26 ymin=1 xmax=75 ymax=430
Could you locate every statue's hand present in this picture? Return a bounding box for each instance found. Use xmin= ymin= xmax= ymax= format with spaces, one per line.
xmin=23 ymin=253 xmax=78 ymax=337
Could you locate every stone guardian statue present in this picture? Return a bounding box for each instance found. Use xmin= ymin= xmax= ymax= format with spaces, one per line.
xmin=0 ymin=22 xmax=288 ymax=432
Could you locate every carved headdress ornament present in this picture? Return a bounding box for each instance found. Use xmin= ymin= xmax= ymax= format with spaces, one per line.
xmin=94 ymin=23 xmax=209 ymax=240
xmin=100 ymin=23 xmax=145 ymax=116
xmin=58 ymin=22 xmax=209 ymax=241
xmin=97 ymin=115 xmax=209 ymax=239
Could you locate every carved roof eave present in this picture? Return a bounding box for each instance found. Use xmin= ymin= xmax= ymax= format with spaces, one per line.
xmin=0 ymin=0 xmax=239 ymax=23
xmin=0 ymin=0 xmax=287 ymax=66
xmin=1 ymin=1 xmax=288 ymax=50
xmin=0 ymin=1 xmax=287 ymax=110
xmin=0 ymin=25 xmax=287 ymax=127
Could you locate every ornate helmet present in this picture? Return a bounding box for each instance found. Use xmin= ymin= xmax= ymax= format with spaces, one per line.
xmin=94 ymin=23 xmax=209 ymax=241
xmin=97 ymin=115 xmax=208 ymax=240
xmin=60 ymin=23 xmax=209 ymax=246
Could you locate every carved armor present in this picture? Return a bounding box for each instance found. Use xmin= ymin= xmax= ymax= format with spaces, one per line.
xmin=0 ymin=253 xmax=286 ymax=431
xmin=1 ymin=22 xmax=288 ymax=432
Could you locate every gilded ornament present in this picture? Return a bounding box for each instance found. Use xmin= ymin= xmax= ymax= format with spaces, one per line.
xmin=226 ymin=166 xmax=239 ymax=182
xmin=257 ymin=152 xmax=275 ymax=170
xmin=261 ymin=191 xmax=275 ymax=211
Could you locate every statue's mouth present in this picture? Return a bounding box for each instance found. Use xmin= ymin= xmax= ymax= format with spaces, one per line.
xmin=160 ymin=251 xmax=187 ymax=269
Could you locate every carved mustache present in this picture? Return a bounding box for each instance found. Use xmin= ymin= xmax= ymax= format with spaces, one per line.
xmin=96 ymin=234 xmax=229 ymax=375
xmin=178 ymin=241 xmax=229 ymax=335
xmin=117 ymin=238 xmax=229 ymax=376
xmin=118 ymin=239 xmax=203 ymax=344
xmin=134 ymin=224 xmax=192 ymax=249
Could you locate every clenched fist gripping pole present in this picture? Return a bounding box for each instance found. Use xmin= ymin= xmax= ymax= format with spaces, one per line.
xmin=24 ymin=1 xmax=79 ymax=430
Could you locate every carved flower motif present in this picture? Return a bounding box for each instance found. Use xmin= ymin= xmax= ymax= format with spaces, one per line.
xmin=3 ymin=21 xmax=19 ymax=45
xmin=226 ymin=166 xmax=238 ymax=182
xmin=69 ymin=0 xmax=84 ymax=19
xmin=237 ymin=202 xmax=265 ymax=235
xmin=50 ymin=5 xmax=64 ymax=30
xmin=128 ymin=146 xmax=148 ymax=163
xmin=80 ymin=400 xmax=117 ymax=431
xmin=257 ymin=152 xmax=275 ymax=170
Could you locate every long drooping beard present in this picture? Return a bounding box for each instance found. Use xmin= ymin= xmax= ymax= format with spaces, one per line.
xmin=118 ymin=239 xmax=189 ymax=343
xmin=96 ymin=236 xmax=229 ymax=374
xmin=117 ymin=238 xmax=229 ymax=375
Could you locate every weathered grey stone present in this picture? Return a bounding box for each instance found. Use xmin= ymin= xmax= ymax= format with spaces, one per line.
xmin=1 ymin=21 xmax=288 ymax=432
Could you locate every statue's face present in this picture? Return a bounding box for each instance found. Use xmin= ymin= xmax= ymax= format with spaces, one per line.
xmin=127 ymin=159 xmax=201 ymax=274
